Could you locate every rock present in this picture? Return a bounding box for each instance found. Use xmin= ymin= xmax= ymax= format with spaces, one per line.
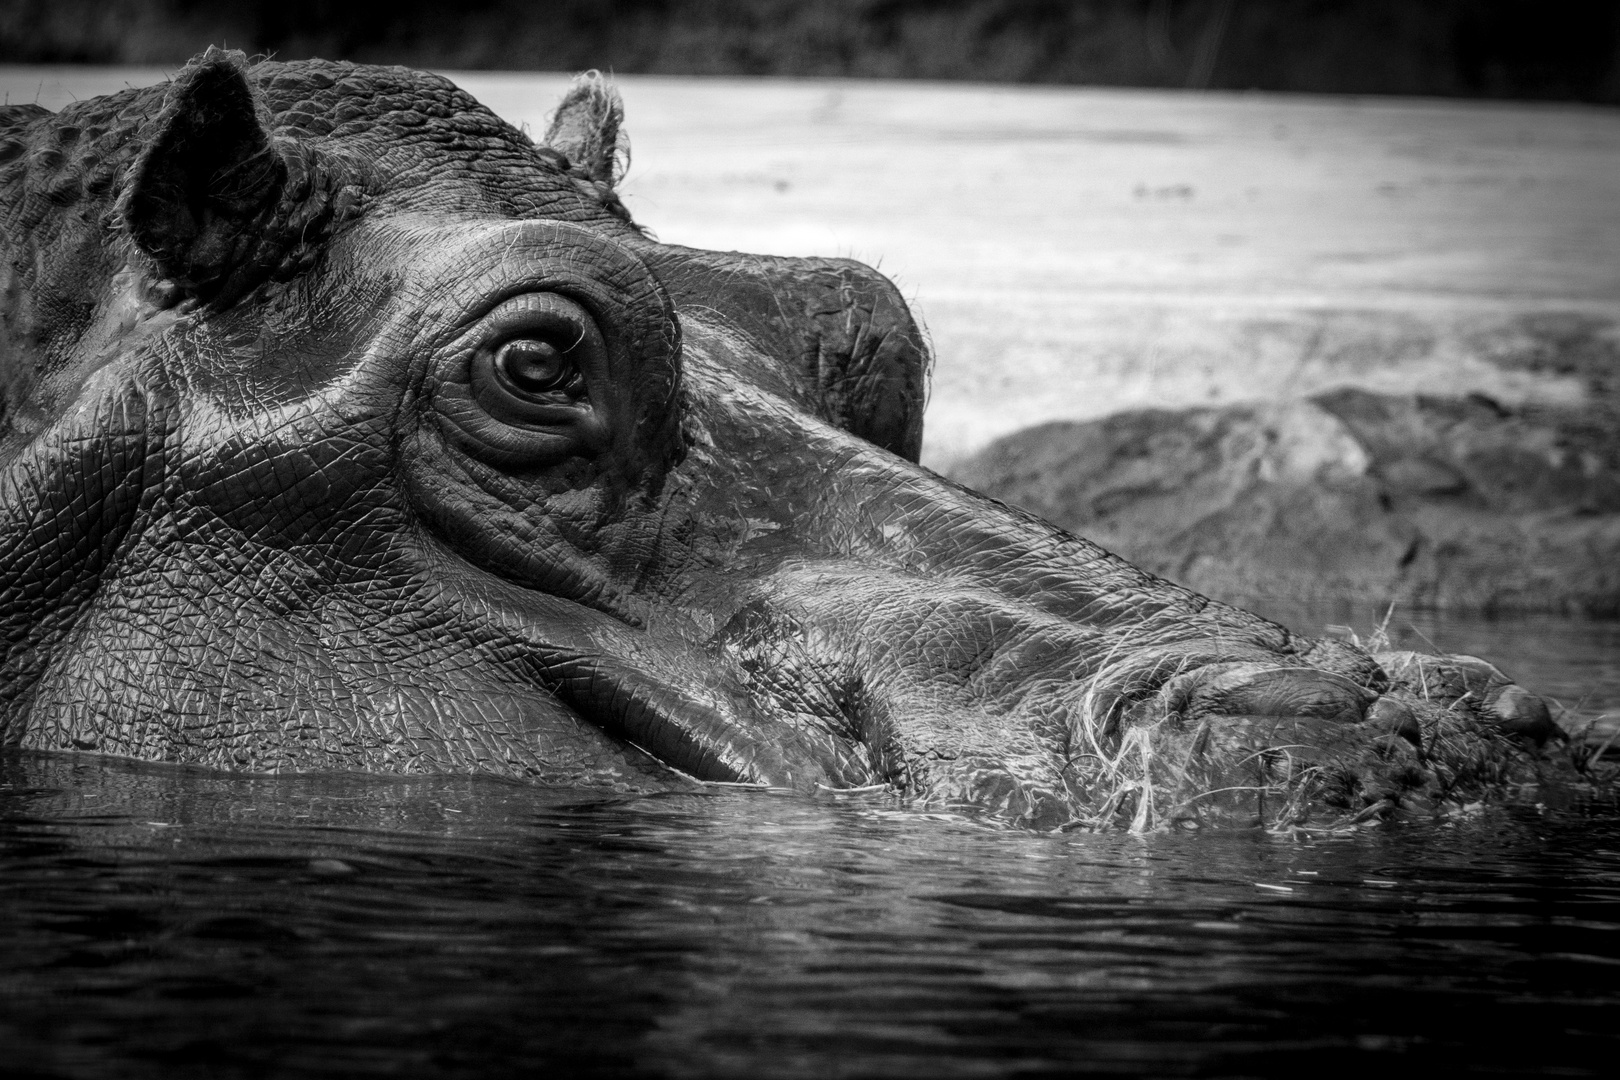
xmin=950 ymin=388 xmax=1620 ymax=615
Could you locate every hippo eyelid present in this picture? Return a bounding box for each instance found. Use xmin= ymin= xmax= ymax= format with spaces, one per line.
xmin=467 ymin=291 xmax=593 ymax=351
xmin=428 ymin=276 xmax=611 ymax=351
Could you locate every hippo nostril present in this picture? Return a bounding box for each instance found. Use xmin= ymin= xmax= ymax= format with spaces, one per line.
xmin=1189 ymin=665 xmax=1376 ymax=725
xmin=1376 ymin=651 xmax=1560 ymax=745
xmin=1485 ymin=684 xmax=1560 ymax=745
xmin=1368 ymin=696 xmax=1422 ymax=749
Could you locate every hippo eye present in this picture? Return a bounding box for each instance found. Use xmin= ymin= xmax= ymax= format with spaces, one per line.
xmin=440 ymin=291 xmax=614 ymax=466
xmin=491 ymin=336 xmax=583 ymax=398
xmin=467 ymin=296 xmax=603 ymax=426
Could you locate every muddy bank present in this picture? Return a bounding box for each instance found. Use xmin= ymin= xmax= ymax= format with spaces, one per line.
xmin=952 ymin=313 xmax=1620 ymax=615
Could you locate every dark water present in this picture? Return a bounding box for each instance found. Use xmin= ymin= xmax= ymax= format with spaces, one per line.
xmin=4 ymin=609 xmax=1619 ymax=1079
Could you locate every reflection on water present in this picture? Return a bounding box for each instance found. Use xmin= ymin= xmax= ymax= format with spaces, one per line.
xmin=3 ymin=610 xmax=1618 ymax=1078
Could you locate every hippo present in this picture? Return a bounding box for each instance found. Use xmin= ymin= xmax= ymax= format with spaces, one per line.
xmin=0 ymin=50 xmax=1573 ymax=830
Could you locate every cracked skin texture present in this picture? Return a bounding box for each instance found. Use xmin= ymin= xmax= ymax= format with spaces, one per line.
xmin=0 ymin=49 xmax=1570 ymax=830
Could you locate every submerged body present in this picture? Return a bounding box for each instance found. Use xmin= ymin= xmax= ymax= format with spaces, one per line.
xmin=0 ymin=52 xmax=1569 ymax=829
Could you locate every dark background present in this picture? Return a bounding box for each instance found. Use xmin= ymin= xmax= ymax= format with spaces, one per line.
xmin=2 ymin=0 xmax=1617 ymax=103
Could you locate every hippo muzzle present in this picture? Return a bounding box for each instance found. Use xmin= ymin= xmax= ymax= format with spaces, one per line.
xmin=0 ymin=51 xmax=1568 ymax=830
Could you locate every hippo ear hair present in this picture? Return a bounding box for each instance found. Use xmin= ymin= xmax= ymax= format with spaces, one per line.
xmin=543 ymin=71 xmax=627 ymax=186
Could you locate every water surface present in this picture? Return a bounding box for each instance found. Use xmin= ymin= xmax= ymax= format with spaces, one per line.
xmin=4 ymin=609 xmax=1617 ymax=1078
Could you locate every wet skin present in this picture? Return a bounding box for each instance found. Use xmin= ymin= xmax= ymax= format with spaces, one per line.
xmin=0 ymin=52 xmax=1564 ymax=828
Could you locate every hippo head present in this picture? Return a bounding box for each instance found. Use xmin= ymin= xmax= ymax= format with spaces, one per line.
xmin=0 ymin=52 xmax=1561 ymax=829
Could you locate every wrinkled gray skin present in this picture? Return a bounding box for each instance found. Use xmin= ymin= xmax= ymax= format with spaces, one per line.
xmin=0 ymin=51 xmax=1564 ymax=829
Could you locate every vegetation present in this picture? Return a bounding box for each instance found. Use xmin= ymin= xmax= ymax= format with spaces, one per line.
xmin=3 ymin=0 xmax=1616 ymax=103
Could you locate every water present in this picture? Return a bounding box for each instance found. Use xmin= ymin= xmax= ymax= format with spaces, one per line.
xmin=4 ymin=610 xmax=1618 ymax=1079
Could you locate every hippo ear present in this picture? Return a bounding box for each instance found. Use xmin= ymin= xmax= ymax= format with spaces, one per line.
xmin=543 ymin=71 xmax=626 ymax=185
xmin=117 ymin=49 xmax=287 ymax=297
